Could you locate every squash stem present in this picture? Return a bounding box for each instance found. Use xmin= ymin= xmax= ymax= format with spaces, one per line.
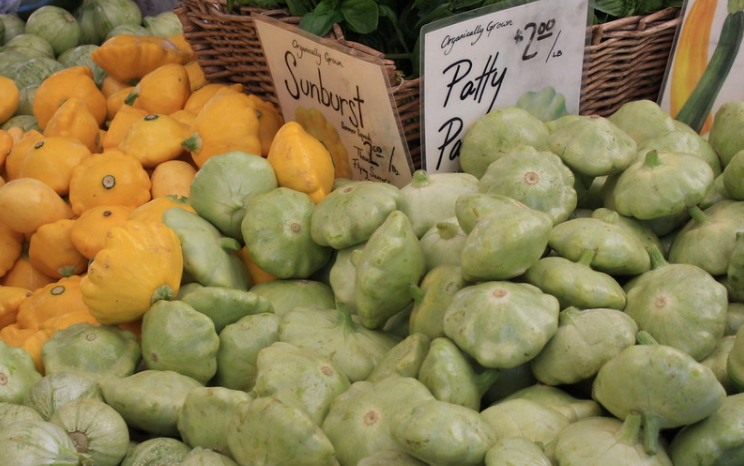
xmin=409 ymin=283 xmax=426 ymax=303
xmin=475 ymin=368 xmax=501 ymax=397
xmin=686 ymin=205 xmax=710 ymax=225
xmin=577 ymin=249 xmax=596 ymax=267
xmin=123 ymin=90 xmax=139 ymax=106
xmin=643 ymin=150 xmax=663 ymax=168
xmin=559 ymin=307 xmax=581 ymax=326
xmin=436 ymin=221 xmax=461 ymax=240
xmin=181 ymin=133 xmax=202 ymax=153
xmin=618 ymin=411 xmax=643 ymax=445
xmin=636 ymin=330 xmax=659 ymax=346
xmin=151 ymin=284 xmax=175 ymax=305
xmin=645 ymin=246 xmax=668 ymax=270
xmin=336 ymin=301 xmax=356 ymax=331
xmin=410 ymin=169 xmax=431 ymax=188
xmin=642 ymin=414 xmax=661 ymax=455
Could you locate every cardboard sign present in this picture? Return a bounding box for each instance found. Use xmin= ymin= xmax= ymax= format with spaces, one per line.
xmin=420 ymin=0 xmax=590 ymax=173
xmin=254 ymin=15 xmax=414 ymax=187
xmin=659 ymin=0 xmax=744 ymax=134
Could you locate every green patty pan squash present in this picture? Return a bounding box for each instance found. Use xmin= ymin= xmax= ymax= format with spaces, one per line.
xmin=140 ymin=299 xmax=219 ymax=385
xmin=100 ymin=369 xmax=203 ymax=438
xmin=24 ymin=372 xmax=104 ymax=421
xmin=0 ymin=340 xmax=42 ymax=404
xmin=460 ymin=201 xmax=552 ymax=281
xmin=669 ymin=201 xmax=744 ymax=276
xmin=504 ymin=384 xmax=601 ymax=423
xmin=607 ymin=99 xmax=680 ymax=145
xmin=669 ymin=392 xmax=744 ymax=466
xmin=49 ymin=398 xmax=130 ymax=466
xmin=722 ymin=149 xmax=744 ymax=199
xmin=548 ymin=216 xmax=650 ymax=276
xmin=180 ymin=286 xmax=274 ymax=334
xmin=408 ymin=264 xmax=467 ymax=342
xmin=176 ymin=386 xmax=254 ymax=457
xmin=0 ymin=419 xmax=92 ymax=466
xmin=226 ymin=396 xmax=338 ymax=466
xmin=354 ymin=210 xmax=425 ymax=329
xmin=623 ymin=246 xmax=728 ymax=361
xmin=604 ymin=149 xmax=714 ymax=220
xmin=215 ymin=313 xmax=280 ymax=391
xmin=163 ymin=206 xmax=250 ymax=291
xmin=590 ymin=207 xmax=664 ymax=253
xmin=399 ymin=169 xmax=478 ymax=238
xmin=485 ymin=437 xmax=552 ymax=466
xmin=188 ymin=151 xmax=278 ymax=240
xmin=481 ymin=398 xmax=570 ymax=449
xmin=41 ymin=322 xmax=141 ymax=383
xmin=551 ymin=414 xmax=673 ymax=466
xmin=524 ymin=251 xmax=627 ymax=310
xmin=443 ymin=281 xmax=560 ymax=369
xmin=548 ymin=114 xmax=637 ymax=177
xmin=530 ymin=307 xmax=638 ymax=386
xmin=638 ymin=129 xmax=722 ymax=176
xmin=310 ymin=180 xmax=402 ymax=250
xmin=459 ymin=105 xmax=550 ymax=179
xmin=253 ymin=341 xmax=351 ymax=426
xmin=321 ymin=376 xmax=434 ymax=466
xmin=241 ymin=187 xmax=332 ymax=279
xmin=418 ymin=218 xmax=467 ymax=273
xmin=417 ymin=337 xmax=499 ymax=411
xmin=249 ymin=279 xmax=334 ymax=317
xmin=708 ymin=100 xmax=744 ymax=167
xmin=390 ymin=399 xmax=496 ymax=466
xmin=120 ymin=437 xmax=191 ymax=466
xmin=0 ymin=403 xmax=43 ymax=430
xmin=278 ymin=305 xmax=401 ymax=382
xmin=366 ymin=333 xmax=431 ymax=383
xmin=592 ymin=331 xmax=726 ymax=455
xmin=454 ymin=192 xmax=527 ymax=234
xmin=478 ymin=144 xmax=577 ymax=225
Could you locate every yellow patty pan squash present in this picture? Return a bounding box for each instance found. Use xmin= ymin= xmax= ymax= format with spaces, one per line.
xmin=33 ymin=66 xmax=107 ymax=131
xmin=181 ymin=87 xmax=261 ymax=168
xmin=91 ymin=34 xmax=192 ymax=83
xmin=80 ymin=219 xmax=183 ymax=325
xmin=266 ymin=121 xmax=335 ymax=204
xmin=125 ymin=63 xmax=191 ymax=116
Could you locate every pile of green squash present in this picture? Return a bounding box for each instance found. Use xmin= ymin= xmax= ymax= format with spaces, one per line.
xmin=3 ymin=97 xmax=744 ymax=466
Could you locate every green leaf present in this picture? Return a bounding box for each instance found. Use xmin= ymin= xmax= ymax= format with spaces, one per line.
xmin=299 ymin=8 xmax=344 ymax=37
xmin=340 ymin=0 xmax=379 ymax=33
xmin=286 ymin=0 xmax=316 ymax=16
xmin=593 ymin=0 xmax=637 ymax=16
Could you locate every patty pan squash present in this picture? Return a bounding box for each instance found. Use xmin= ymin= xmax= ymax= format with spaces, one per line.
xmin=80 ymin=219 xmax=183 ymax=325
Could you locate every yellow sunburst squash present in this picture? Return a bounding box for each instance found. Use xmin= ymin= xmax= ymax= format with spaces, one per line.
xmin=80 ymin=219 xmax=183 ymax=325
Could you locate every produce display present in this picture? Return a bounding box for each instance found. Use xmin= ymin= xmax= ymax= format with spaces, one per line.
xmin=2 ymin=0 xmax=744 ymax=465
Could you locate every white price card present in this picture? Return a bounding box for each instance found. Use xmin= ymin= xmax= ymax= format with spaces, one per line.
xmin=254 ymin=15 xmax=414 ymax=187
xmin=420 ymin=0 xmax=591 ymax=173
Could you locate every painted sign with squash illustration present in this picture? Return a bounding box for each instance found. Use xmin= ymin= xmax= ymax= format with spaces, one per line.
xmin=254 ymin=15 xmax=415 ymax=188
xmin=659 ymin=0 xmax=744 ymax=134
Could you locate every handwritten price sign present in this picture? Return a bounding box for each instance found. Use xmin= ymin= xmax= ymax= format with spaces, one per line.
xmin=421 ymin=0 xmax=590 ymax=173
xmin=255 ymin=16 xmax=414 ymax=187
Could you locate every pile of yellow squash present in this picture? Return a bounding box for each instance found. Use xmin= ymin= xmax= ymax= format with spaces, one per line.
xmin=0 ymin=32 xmax=339 ymax=372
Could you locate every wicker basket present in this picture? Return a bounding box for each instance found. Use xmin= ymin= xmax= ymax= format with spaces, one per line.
xmin=581 ymin=7 xmax=682 ymax=117
xmin=175 ymin=2 xmax=682 ymax=166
